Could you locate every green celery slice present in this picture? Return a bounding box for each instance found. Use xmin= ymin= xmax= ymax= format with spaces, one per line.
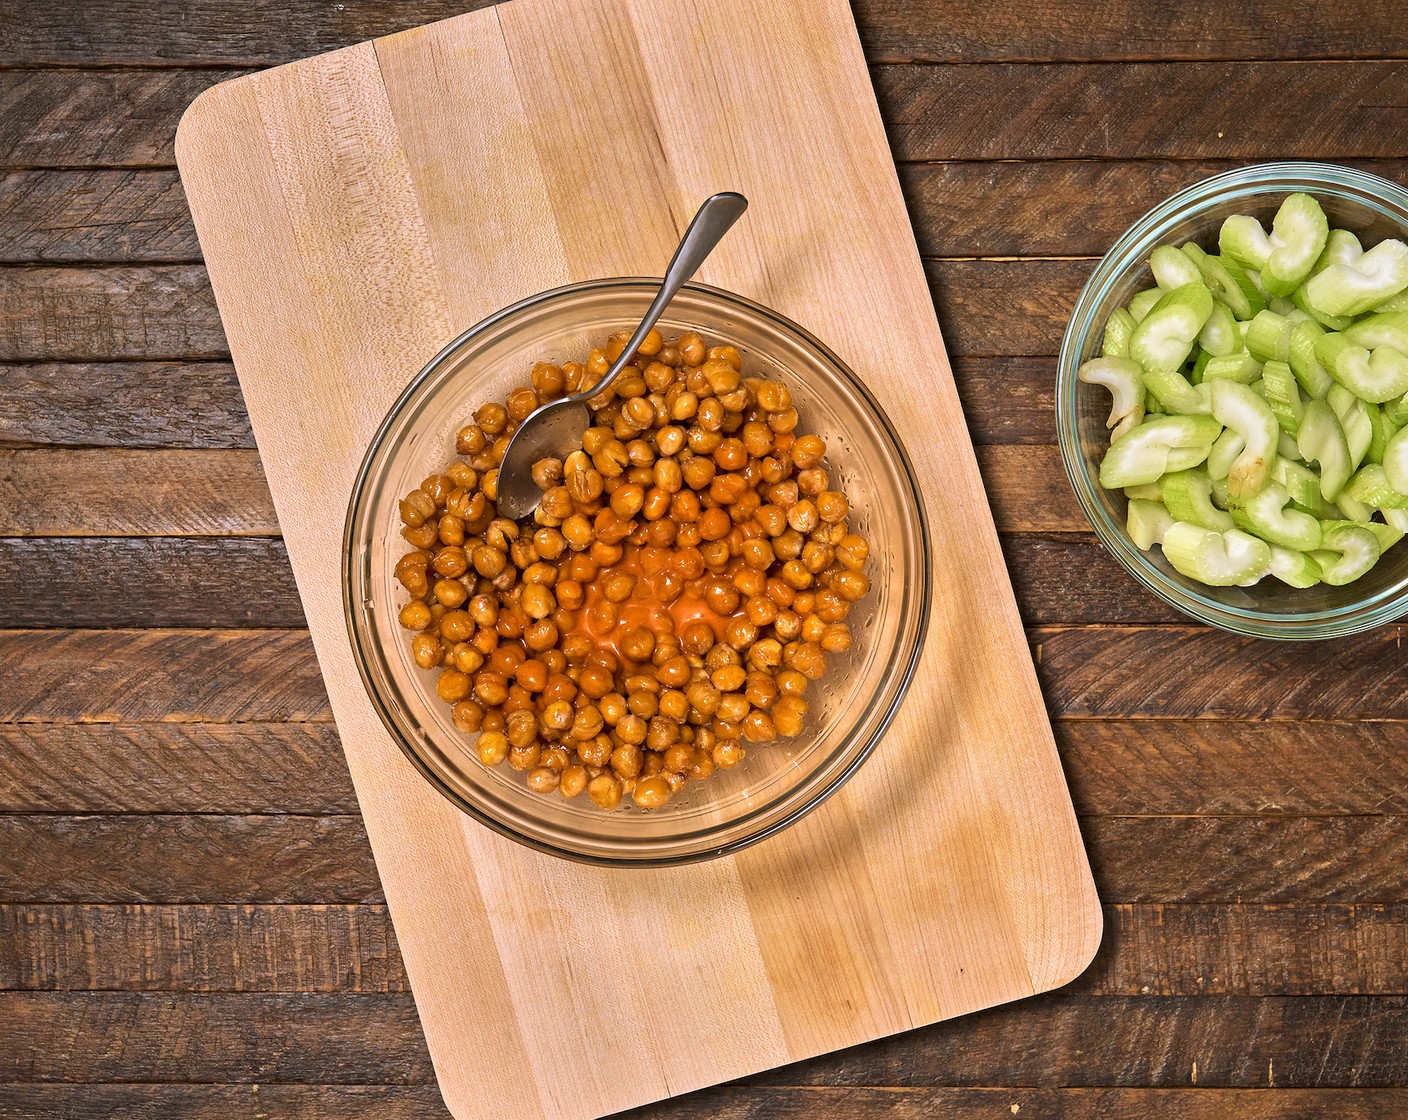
xmin=1366 ymin=402 xmax=1399 ymax=464
xmin=1124 ymin=481 xmax=1164 ymax=501
xmin=1312 ymin=522 xmax=1382 ymax=585
xmin=1261 ymin=360 xmax=1304 ymax=436
xmin=1271 ymin=457 xmax=1335 ymax=516
xmin=1327 ymin=385 xmax=1374 ymax=468
xmin=1230 ymin=480 xmax=1322 ymax=550
xmin=1206 ymin=428 xmax=1243 ymax=482
xmin=1333 ymin=493 xmax=1378 ymax=522
xmin=1288 ymin=320 xmax=1334 ymax=398
xmin=1383 ymin=424 xmax=1408 ymax=493
xmin=1219 ymin=214 xmax=1272 ymax=270
xmin=1101 ymin=307 xmax=1138 ymax=359
xmin=1245 ymin=309 xmax=1295 ymax=362
xmin=1382 ymin=507 xmax=1408 ymax=533
xmin=1161 ymin=523 xmax=1272 ymax=586
xmin=1384 ymin=391 xmax=1408 ymax=428
xmin=1304 ymin=238 xmax=1408 ymax=318
xmin=1375 ymin=289 xmax=1408 ymax=313
xmin=1342 ymin=463 xmax=1408 ymax=509
xmin=1210 ymin=379 xmax=1278 ymax=498
xmin=1202 ymin=353 xmax=1263 ymax=384
xmin=1129 ymin=282 xmax=1214 ymax=373
xmin=1297 ymin=399 xmax=1353 ymax=500
xmin=1079 ymin=357 xmax=1147 ymax=438
xmin=1343 ymin=311 xmax=1408 ymax=354
xmin=1098 ymin=414 xmax=1223 ymax=489
xmin=1278 ymin=430 xmax=1303 ymax=462
xmin=1315 ymin=333 xmax=1408 ymax=403
xmin=1292 ymin=284 xmax=1352 ymax=331
xmin=1314 ymin=228 xmax=1365 ymax=273
xmin=1269 ymin=545 xmax=1323 ymax=588
xmin=1129 ymin=287 xmax=1164 ymax=323
xmin=1183 ymin=243 xmax=1266 ymax=321
xmin=1162 ymin=468 xmax=1235 ymax=531
xmin=1198 ymin=301 xmax=1240 ymax=357
xmin=1151 ymin=244 xmax=1204 ymax=291
xmin=1127 ymin=499 xmax=1176 ymax=549
xmin=1141 ymin=365 xmax=1211 ymax=415
xmin=1261 ymin=194 xmax=1330 ymax=296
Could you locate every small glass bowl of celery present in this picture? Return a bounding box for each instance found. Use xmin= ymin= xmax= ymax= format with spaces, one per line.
xmin=1058 ymin=162 xmax=1408 ymax=638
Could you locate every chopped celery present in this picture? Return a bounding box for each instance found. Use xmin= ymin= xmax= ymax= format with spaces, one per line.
xmin=1129 ymin=287 xmax=1164 ymax=323
xmin=1304 ymin=239 xmax=1408 ymax=318
xmin=1386 ymin=391 xmax=1408 ymax=428
xmin=1269 ymin=545 xmax=1323 ymax=588
xmin=1342 ymin=464 xmax=1408 ymax=509
xmin=1151 ymin=244 xmax=1203 ymax=291
xmin=1206 ymin=427 xmax=1243 ymax=482
xmin=1162 ymin=468 xmax=1235 ymax=531
xmin=1124 ymin=481 xmax=1165 ymax=501
xmin=1287 ymin=320 xmax=1334 ymax=398
xmin=1130 ymin=282 xmax=1214 ymax=373
xmin=1210 ymin=380 xmax=1278 ymax=498
xmin=1297 ymin=400 xmax=1353 ymax=500
xmin=1231 ymin=481 xmax=1322 ymax=551
xmin=1312 ymin=522 xmax=1381 ymax=585
xmin=1343 ymin=311 xmax=1408 ymax=354
xmin=1375 ymin=289 xmax=1408 ymax=314
xmin=1079 ymin=357 xmax=1147 ymax=438
xmin=1367 ymin=404 xmax=1400 ymax=464
xmin=1327 ymin=385 xmax=1373 ymax=468
xmin=1219 ymin=194 xmax=1327 ymax=296
xmin=1098 ymin=414 xmax=1223 ymax=489
xmin=1162 ymin=523 xmax=1272 ymax=586
xmin=1261 ymin=360 xmax=1303 ymax=436
xmin=1202 ymin=353 xmax=1263 ymax=384
xmin=1183 ymin=243 xmax=1266 ymax=320
xmin=1333 ymin=493 xmax=1378 ymax=522
xmin=1278 ymin=430 xmax=1303 ymax=462
xmin=1315 ymin=333 xmax=1408 ymax=403
xmin=1292 ymin=284 xmax=1353 ymax=331
xmin=1383 ymin=425 xmax=1408 ymax=493
xmin=1383 ymin=507 xmax=1408 ymax=533
xmin=1245 ymin=309 xmax=1295 ymax=363
xmin=1198 ymin=301 xmax=1240 ymax=357
xmin=1127 ymin=499 xmax=1176 ymax=549
xmin=1102 ymin=307 xmax=1138 ymax=358
xmin=1141 ymin=365 xmax=1211 ymax=415
xmin=1272 ymin=457 xmax=1335 ymax=516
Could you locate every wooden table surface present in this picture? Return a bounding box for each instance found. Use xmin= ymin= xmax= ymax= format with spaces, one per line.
xmin=2 ymin=2 xmax=1407 ymax=1117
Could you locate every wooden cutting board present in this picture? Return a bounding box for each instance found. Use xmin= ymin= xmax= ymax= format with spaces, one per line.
xmin=175 ymin=0 xmax=1100 ymax=1115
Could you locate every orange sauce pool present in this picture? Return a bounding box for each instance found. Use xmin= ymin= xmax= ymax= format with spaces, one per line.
xmin=564 ymin=544 xmax=745 ymax=670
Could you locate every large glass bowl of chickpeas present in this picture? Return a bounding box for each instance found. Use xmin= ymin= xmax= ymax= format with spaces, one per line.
xmin=344 ymin=279 xmax=930 ymax=865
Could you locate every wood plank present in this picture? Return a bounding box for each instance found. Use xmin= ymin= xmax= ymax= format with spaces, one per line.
xmin=1035 ymin=626 xmax=1408 ymax=720
xmin=905 ymin=159 xmax=1408 ymax=258
xmin=0 ymin=630 xmax=330 ymax=722
xmin=5 ymin=1086 xmax=1408 ymax=1120
xmin=0 ymin=450 xmax=276 ymax=536
xmin=953 ymin=356 xmax=1055 ymax=445
xmin=9 ymin=64 xmax=1408 ymax=171
xmin=0 ymin=363 xmax=252 ymax=450
xmin=0 ymin=70 xmax=235 ymax=170
xmin=0 ymin=267 xmax=224 ymax=361
xmin=3 ymin=717 xmax=1398 ymax=817
xmin=1005 ymin=535 xmax=1183 ymax=626
xmin=0 ymin=538 xmax=304 ymax=627
xmin=0 ymin=171 xmax=198 ymax=263
xmin=5 ymin=0 xmax=1407 ymax=67
xmin=5 ymin=902 xmax=1408 ymax=998
xmin=878 ymin=62 xmax=1408 ymax=161
xmin=12 ymin=163 xmax=1408 ymax=269
xmin=1059 ymin=720 xmax=1408 ymax=816
xmin=0 ymin=261 xmax=1076 ymax=361
xmin=0 ymin=1084 xmax=449 ymax=1120
xmin=6 ymin=812 xmax=1407 ymax=906
xmin=4 ymin=992 xmax=1408 ymax=1086
xmin=0 ymin=723 xmax=352 ymax=813
xmin=0 ymin=905 xmax=404 ymax=993
xmin=0 ymin=815 xmax=379 ymax=904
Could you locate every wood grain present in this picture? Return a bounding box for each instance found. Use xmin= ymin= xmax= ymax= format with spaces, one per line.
xmin=10 ymin=64 xmax=1408 ymax=173
xmin=6 ymin=1086 xmax=1408 ymax=1120
xmin=6 ymin=0 xmax=1408 ymax=65
xmin=0 ymin=630 xmax=330 ymax=722
xmin=5 ymin=902 xmax=1407 ymax=998
xmin=0 ymin=723 xmax=353 ymax=813
xmin=1035 ymin=626 xmax=1408 ymax=719
xmin=3 ymin=991 xmax=1408 ymax=1086
xmin=877 ymin=62 xmax=1408 ymax=161
xmin=0 ymin=363 xmax=251 ymax=450
xmin=7 ymin=812 xmax=1406 ymax=906
xmin=4 ymin=716 xmax=1400 ymax=817
xmin=0 ymin=171 xmax=198 ymax=263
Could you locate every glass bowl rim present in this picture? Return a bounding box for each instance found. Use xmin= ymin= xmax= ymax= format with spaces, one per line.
xmin=1057 ymin=161 xmax=1408 ymax=640
xmin=341 ymin=276 xmax=932 ymax=865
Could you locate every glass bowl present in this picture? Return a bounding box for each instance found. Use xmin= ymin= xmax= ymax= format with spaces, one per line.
xmin=344 ymin=279 xmax=929 ymax=865
xmin=1058 ymin=162 xmax=1408 ymax=639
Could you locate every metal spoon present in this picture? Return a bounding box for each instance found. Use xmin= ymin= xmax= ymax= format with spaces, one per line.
xmin=494 ymin=191 xmax=749 ymax=520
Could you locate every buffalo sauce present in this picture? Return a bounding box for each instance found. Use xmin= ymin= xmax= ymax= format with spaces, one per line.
xmin=563 ymin=544 xmax=744 ymax=671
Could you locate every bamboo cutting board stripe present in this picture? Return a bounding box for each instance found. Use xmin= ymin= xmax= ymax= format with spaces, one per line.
xmin=175 ymin=0 xmax=1101 ymax=1116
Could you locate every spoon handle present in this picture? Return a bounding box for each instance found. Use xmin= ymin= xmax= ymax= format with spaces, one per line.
xmin=570 ymin=191 xmax=748 ymax=404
